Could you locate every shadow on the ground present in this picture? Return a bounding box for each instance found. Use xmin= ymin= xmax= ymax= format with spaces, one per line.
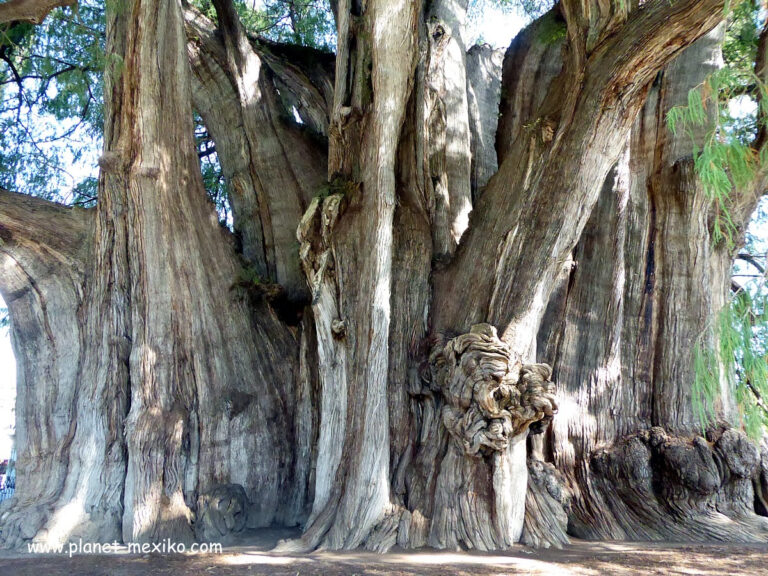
xmin=1 ymin=528 xmax=767 ymax=575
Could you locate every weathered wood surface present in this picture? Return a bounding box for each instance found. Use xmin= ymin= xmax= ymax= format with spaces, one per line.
xmin=0 ymin=0 xmax=74 ymax=25
xmin=537 ymin=27 xmax=768 ymax=543
xmin=3 ymin=0 xmax=767 ymax=555
xmin=1 ymin=0 xmax=309 ymax=548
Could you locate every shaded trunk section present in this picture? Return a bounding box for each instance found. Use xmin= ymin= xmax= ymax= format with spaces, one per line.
xmin=0 ymin=191 xmax=92 ymax=545
xmin=0 ymin=0 xmax=310 ymax=549
xmin=538 ymin=28 xmax=768 ymax=543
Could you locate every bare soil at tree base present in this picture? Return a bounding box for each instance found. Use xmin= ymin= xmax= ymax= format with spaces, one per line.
xmin=1 ymin=528 xmax=767 ymax=575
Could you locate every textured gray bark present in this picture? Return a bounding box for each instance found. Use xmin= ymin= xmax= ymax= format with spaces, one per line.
xmin=536 ymin=27 xmax=768 ymax=543
xmin=434 ymin=0 xmax=726 ymax=357
xmin=494 ymin=14 xmax=562 ymax=165
xmin=186 ymin=3 xmax=329 ymax=299
xmin=1 ymin=0 xmax=309 ymax=548
xmin=425 ymin=0 xmax=473 ymax=259
xmin=0 ymin=190 xmax=91 ymax=545
xmin=289 ymin=0 xmax=421 ymax=551
xmin=3 ymin=0 xmax=766 ymax=555
xmin=466 ymin=44 xmax=503 ymax=197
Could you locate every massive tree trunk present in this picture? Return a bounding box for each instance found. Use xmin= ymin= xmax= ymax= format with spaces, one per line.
xmin=537 ymin=25 xmax=768 ymax=543
xmin=0 ymin=190 xmax=90 ymax=545
xmin=0 ymin=0 xmax=308 ymax=548
xmin=3 ymin=0 xmax=767 ymax=554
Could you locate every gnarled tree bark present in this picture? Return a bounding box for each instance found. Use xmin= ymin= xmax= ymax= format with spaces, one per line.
xmin=538 ymin=26 xmax=768 ymax=543
xmin=1 ymin=0 xmax=309 ymax=548
xmin=4 ymin=0 xmax=767 ymax=555
xmin=0 ymin=189 xmax=90 ymax=545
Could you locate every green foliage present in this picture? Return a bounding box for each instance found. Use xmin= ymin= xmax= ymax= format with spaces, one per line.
xmin=535 ymin=11 xmax=567 ymax=46
xmin=694 ymin=289 xmax=768 ymax=439
xmin=316 ymin=174 xmax=358 ymax=200
xmin=71 ymin=175 xmax=98 ymax=207
xmin=194 ymin=115 xmax=232 ymax=228
xmin=192 ymin=0 xmax=335 ymax=50
xmin=467 ymin=0 xmax=555 ymax=41
xmin=0 ymin=0 xmax=334 ymax=211
xmin=235 ymin=265 xmax=265 ymax=288
xmin=0 ymin=0 xmax=104 ymax=203
xmin=0 ymin=22 xmax=35 ymax=55
xmin=477 ymin=0 xmax=554 ymax=20
xmin=722 ymin=0 xmax=761 ymax=87
xmin=693 ymin=342 xmax=721 ymax=429
xmin=672 ymin=0 xmax=768 ymax=438
xmin=232 ymin=264 xmax=284 ymax=301
xmin=666 ymin=0 xmax=767 ymax=248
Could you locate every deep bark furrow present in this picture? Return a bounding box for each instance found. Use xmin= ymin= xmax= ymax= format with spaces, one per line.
xmin=537 ymin=27 xmax=768 ymax=543
xmin=4 ymin=0 xmax=766 ymax=556
xmin=434 ymin=0 xmax=724 ymax=359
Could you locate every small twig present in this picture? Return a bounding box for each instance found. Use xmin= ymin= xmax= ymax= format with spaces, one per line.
xmin=737 ymin=252 xmax=767 ymax=274
xmin=0 ymin=50 xmax=25 ymax=122
xmin=745 ymin=378 xmax=768 ymax=417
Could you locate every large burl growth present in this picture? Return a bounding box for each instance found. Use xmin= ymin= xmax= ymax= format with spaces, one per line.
xmin=432 ymin=325 xmax=556 ymax=456
xmin=426 ymin=324 xmax=557 ymax=550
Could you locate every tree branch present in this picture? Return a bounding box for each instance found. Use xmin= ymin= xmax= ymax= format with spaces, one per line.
xmin=184 ymin=0 xmax=327 ymax=296
xmin=184 ymin=3 xmax=333 ymax=134
xmin=0 ymin=187 xmax=91 ymax=260
xmin=197 ymin=143 xmax=217 ymax=159
xmin=736 ymin=252 xmax=766 ymax=275
xmin=253 ymin=38 xmax=334 ymax=134
xmin=745 ymin=379 xmax=768 ymax=418
xmin=723 ymin=20 xmax=768 ymax=234
xmin=434 ymin=0 xmax=725 ymax=353
xmin=594 ymin=0 xmax=724 ymax=105
xmin=754 ymin=17 xmax=768 ymax=149
xmin=0 ymin=0 xmax=75 ymax=25
xmin=0 ymin=48 xmax=24 ymax=121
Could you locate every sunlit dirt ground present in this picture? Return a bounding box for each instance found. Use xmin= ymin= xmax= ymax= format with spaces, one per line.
xmin=1 ymin=528 xmax=767 ymax=575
